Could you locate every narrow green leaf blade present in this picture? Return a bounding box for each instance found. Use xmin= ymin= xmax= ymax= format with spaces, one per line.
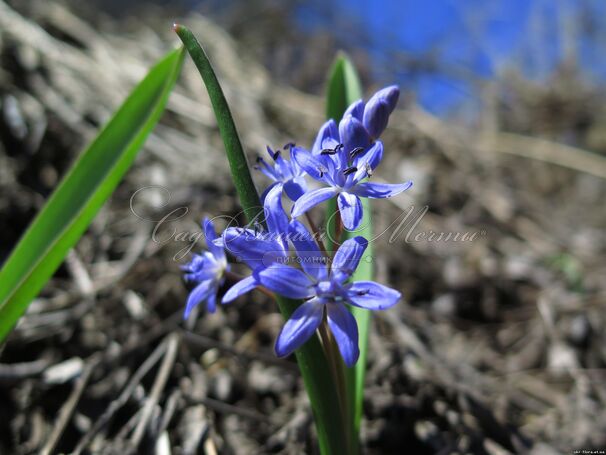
xmin=175 ymin=25 xmax=347 ymax=454
xmin=326 ymin=52 xmax=363 ymax=121
xmin=0 ymin=47 xmax=185 ymax=342
xmin=173 ymin=25 xmax=260 ymax=224
xmin=325 ymin=53 xmax=371 ymax=450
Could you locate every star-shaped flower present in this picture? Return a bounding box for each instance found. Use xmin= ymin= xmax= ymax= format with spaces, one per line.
xmin=290 ymin=86 xmax=412 ymax=231
xmin=181 ymin=217 xmax=229 ymax=317
xmin=253 ymin=226 xmax=401 ymax=366
xmin=255 ymin=144 xmax=308 ymax=201
xmin=220 ymin=184 xmax=291 ymax=303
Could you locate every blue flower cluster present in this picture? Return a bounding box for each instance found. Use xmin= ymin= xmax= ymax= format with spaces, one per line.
xmin=182 ymin=86 xmax=411 ymax=366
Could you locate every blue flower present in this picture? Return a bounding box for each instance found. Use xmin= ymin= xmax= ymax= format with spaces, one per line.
xmin=290 ymin=86 xmax=411 ymax=231
xmin=361 ymin=85 xmax=400 ymax=139
xmin=255 ymin=144 xmax=308 ymax=201
xmin=290 ymin=140 xmax=412 ymax=231
xmin=220 ymin=184 xmax=291 ymax=303
xmin=311 ymin=85 xmax=399 ymax=162
xmin=182 ymin=217 xmax=229 ymax=317
xmin=252 ymin=228 xmax=401 ymax=367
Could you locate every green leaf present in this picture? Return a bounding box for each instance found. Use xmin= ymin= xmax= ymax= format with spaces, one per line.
xmin=326 ymin=52 xmax=363 ymax=121
xmin=0 ymin=47 xmax=185 ymax=343
xmin=175 ymin=25 xmax=348 ymax=455
xmin=173 ymin=25 xmax=260 ymax=224
xmin=325 ymin=53 xmax=371 ymax=454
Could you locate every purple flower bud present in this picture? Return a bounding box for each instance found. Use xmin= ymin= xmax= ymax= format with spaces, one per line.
xmin=343 ymin=99 xmax=364 ymax=121
xmin=339 ymin=114 xmax=370 ymax=154
xmin=363 ymin=85 xmax=400 ymax=139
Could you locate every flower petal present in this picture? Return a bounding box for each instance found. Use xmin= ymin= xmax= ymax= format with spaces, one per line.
xmin=203 ymin=217 xmax=217 ymax=243
xmin=272 ymin=148 xmax=294 ymax=180
xmin=346 ymin=281 xmax=401 ymax=310
xmin=363 ymin=99 xmax=390 ymax=139
xmin=260 ymin=181 xmax=279 ymax=204
xmin=184 ymin=280 xmax=214 ymax=318
xmin=351 ymin=181 xmax=413 ymax=199
xmin=289 ymin=220 xmax=328 ymax=281
xmin=182 ymin=253 xmax=217 ymax=282
xmin=291 ymin=187 xmax=338 ymax=219
xmin=291 ymin=146 xmax=335 ymax=184
xmin=362 ymin=86 xmax=399 ymax=140
xmin=331 ymin=236 xmax=368 ymax=282
xmin=222 ymin=275 xmax=258 ymax=304
xmin=326 ymin=304 xmax=359 ymax=367
xmin=253 ymin=264 xmax=313 ymax=299
xmin=352 ymin=141 xmax=383 ymax=184
xmin=283 ymin=178 xmax=307 ymax=201
xmin=264 ymin=183 xmax=289 ymax=248
xmin=256 ymin=155 xmax=279 ymax=181
xmin=275 ymin=299 xmax=324 ymax=357
xmin=203 ymin=217 xmax=223 ymax=256
xmin=337 ymin=192 xmax=363 ymax=231
xmin=223 ymin=227 xmax=286 ymax=269
xmin=206 ymin=291 xmax=217 ymax=313
xmin=368 ymin=85 xmax=399 ymax=113
xmin=339 ymin=115 xmax=370 ymax=157
xmin=312 ymin=119 xmax=339 ymax=155
xmin=344 ymin=99 xmax=364 ymax=121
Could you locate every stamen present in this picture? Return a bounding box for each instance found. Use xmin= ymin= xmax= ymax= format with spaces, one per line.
xmin=320 ymin=143 xmax=344 ymax=155
xmin=365 ymin=163 xmax=373 ymax=178
xmin=356 ymin=289 xmax=370 ymax=296
xmin=283 ymin=142 xmax=296 ymax=150
xmin=343 ymin=166 xmax=358 ymax=176
xmin=317 ymin=165 xmax=327 ymax=177
xmin=349 ymin=146 xmax=365 ymax=158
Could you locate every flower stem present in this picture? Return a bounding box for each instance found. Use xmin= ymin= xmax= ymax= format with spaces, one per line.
xmin=305 ymin=212 xmax=328 ymax=256
xmin=318 ymin=315 xmax=351 ymax=454
xmin=334 ymin=210 xmax=344 ymax=247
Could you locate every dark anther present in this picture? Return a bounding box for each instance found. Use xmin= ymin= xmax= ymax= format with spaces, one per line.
xmin=317 ymin=165 xmax=327 ymax=177
xmin=356 ymin=289 xmax=370 ymax=296
xmin=321 ymin=148 xmax=337 ymax=155
xmin=349 ymin=147 xmax=365 ymax=158
xmin=256 ymin=156 xmax=263 ymax=163
xmin=272 ymin=150 xmax=281 ymax=160
xmin=253 ymin=165 xmax=260 ymax=170
xmin=343 ymin=166 xmax=358 ymax=176
xmin=365 ymin=163 xmax=373 ymax=177
xmin=320 ymin=143 xmax=344 ymax=155
xmin=283 ymin=142 xmax=296 ymax=150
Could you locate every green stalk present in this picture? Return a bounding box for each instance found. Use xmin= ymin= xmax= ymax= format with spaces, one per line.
xmin=318 ymin=318 xmax=351 ymax=451
xmin=175 ymin=25 xmax=347 ymax=454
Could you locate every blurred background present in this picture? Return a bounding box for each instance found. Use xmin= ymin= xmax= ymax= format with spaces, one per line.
xmin=1 ymin=0 xmax=605 ymax=453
